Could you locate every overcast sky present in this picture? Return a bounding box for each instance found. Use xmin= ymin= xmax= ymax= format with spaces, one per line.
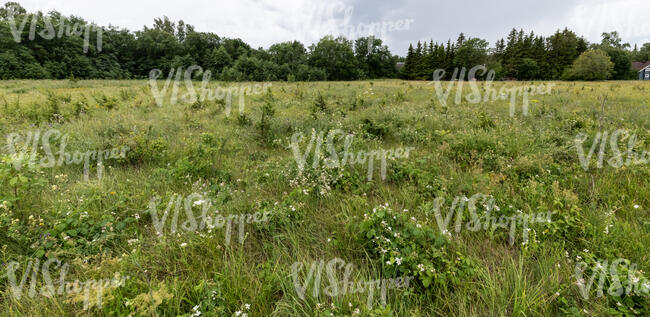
xmin=12 ymin=0 xmax=650 ymax=55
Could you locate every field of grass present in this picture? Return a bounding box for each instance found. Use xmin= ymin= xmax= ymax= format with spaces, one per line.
xmin=0 ymin=79 xmax=649 ymax=316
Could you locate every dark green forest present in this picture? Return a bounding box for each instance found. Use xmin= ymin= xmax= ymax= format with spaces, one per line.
xmin=1 ymin=1 xmax=649 ymax=81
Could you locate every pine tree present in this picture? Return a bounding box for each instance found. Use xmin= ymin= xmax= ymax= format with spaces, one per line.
xmin=403 ymin=44 xmax=416 ymax=79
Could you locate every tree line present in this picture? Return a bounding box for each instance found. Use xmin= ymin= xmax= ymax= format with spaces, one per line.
xmin=0 ymin=2 xmax=397 ymax=81
xmin=1 ymin=2 xmax=649 ymax=81
xmin=404 ymin=29 xmax=650 ymax=81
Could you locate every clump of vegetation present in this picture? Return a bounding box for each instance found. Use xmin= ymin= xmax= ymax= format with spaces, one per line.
xmin=314 ymin=91 xmax=327 ymax=112
xmin=93 ymin=93 xmax=119 ymax=110
xmin=257 ymin=100 xmax=276 ymax=143
xmin=355 ymin=204 xmax=476 ymax=291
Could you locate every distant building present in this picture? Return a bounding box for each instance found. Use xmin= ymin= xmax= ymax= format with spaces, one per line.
xmin=632 ymin=61 xmax=650 ymax=80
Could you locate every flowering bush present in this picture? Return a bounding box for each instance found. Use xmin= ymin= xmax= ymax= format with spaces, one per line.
xmin=288 ymin=163 xmax=343 ymax=197
xmin=355 ymin=204 xmax=476 ymax=292
xmin=571 ymin=252 xmax=650 ymax=316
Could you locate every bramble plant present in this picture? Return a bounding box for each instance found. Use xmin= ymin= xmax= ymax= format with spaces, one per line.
xmin=355 ymin=204 xmax=476 ymax=292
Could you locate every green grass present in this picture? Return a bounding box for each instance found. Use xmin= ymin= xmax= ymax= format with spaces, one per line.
xmin=0 ymin=79 xmax=649 ymax=316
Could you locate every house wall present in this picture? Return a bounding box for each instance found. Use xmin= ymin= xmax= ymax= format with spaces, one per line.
xmin=641 ymin=69 xmax=650 ymax=80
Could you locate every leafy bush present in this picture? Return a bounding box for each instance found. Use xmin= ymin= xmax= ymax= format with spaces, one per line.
xmin=355 ymin=204 xmax=476 ymax=292
xmin=563 ymin=49 xmax=614 ymax=81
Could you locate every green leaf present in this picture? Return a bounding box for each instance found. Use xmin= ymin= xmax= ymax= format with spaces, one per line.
xmin=422 ymin=276 xmax=432 ymax=287
xmin=34 ymin=249 xmax=45 ymax=258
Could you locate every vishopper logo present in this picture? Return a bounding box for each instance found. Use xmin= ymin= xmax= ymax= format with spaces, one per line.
xmin=6 ymin=10 xmax=102 ymax=53
xmin=575 ymin=129 xmax=650 ymax=171
xmin=290 ymin=129 xmax=414 ymax=181
xmin=574 ymin=258 xmax=649 ymax=300
xmin=429 ymin=65 xmax=555 ymax=117
xmin=146 ymin=193 xmax=270 ymax=245
xmin=4 ymin=258 xmax=127 ymax=310
xmin=5 ymin=129 xmax=129 ymax=181
xmin=292 ymin=1 xmax=414 ymax=50
xmin=291 ymin=258 xmax=414 ymax=309
xmin=430 ymin=193 xmax=554 ymax=246
xmin=148 ymin=65 xmax=271 ymax=115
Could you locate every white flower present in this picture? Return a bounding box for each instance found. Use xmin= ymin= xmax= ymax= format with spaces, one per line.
xmin=235 ymin=311 xmax=242 ymax=316
xmin=418 ymin=264 xmax=425 ymax=272
xmin=192 ymin=305 xmax=201 ymax=316
xmin=395 ymin=257 xmax=402 ymax=265
xmin=634 ymin=205 xmax=640 ymax=209
xmin=193 ymin=200 xmax=206 ymax=206
xmin=244 ymin=303 xmax=251 ymax=310
xmin=386 ymin=260 xmax=391 ymax=265
xmin=180 ymin=243 xmax=188 ymax=248
xmin=134 ymin=213 xmax=140 ymax=220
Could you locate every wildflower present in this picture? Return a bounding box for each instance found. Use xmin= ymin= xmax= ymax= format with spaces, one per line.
xmin=134 ymin=213 xmax=140 ymax=220
xmin=244 ymin=304 xmax=251 ymax=310
xmin=193 ymin=200 xmax=206 ymax=206
xmin=180 ymin=243 xmax=188 ymax=248
xmin=395 ymin=257 xmax=402 ymax=265
xmin=418 ymin=264 xmax=425 ymax=272
xmin=634 ymin=205 xmax=640 ymax=209
xmin=110 ymin=191 xmax=116 ymax=195
xmin=192 ymin=305 xmax=201 ymax=316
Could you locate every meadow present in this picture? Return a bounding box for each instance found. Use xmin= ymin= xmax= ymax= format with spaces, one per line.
xmin=0 ymin=79 xmax=649 ymax=316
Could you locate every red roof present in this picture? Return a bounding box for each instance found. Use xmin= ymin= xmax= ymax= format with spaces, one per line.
xmin=632 ymin=61 xmax=650 ymax=71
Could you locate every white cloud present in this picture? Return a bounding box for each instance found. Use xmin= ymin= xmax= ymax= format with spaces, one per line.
xmin=566 ymin=0 xmax=650 ymax=45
